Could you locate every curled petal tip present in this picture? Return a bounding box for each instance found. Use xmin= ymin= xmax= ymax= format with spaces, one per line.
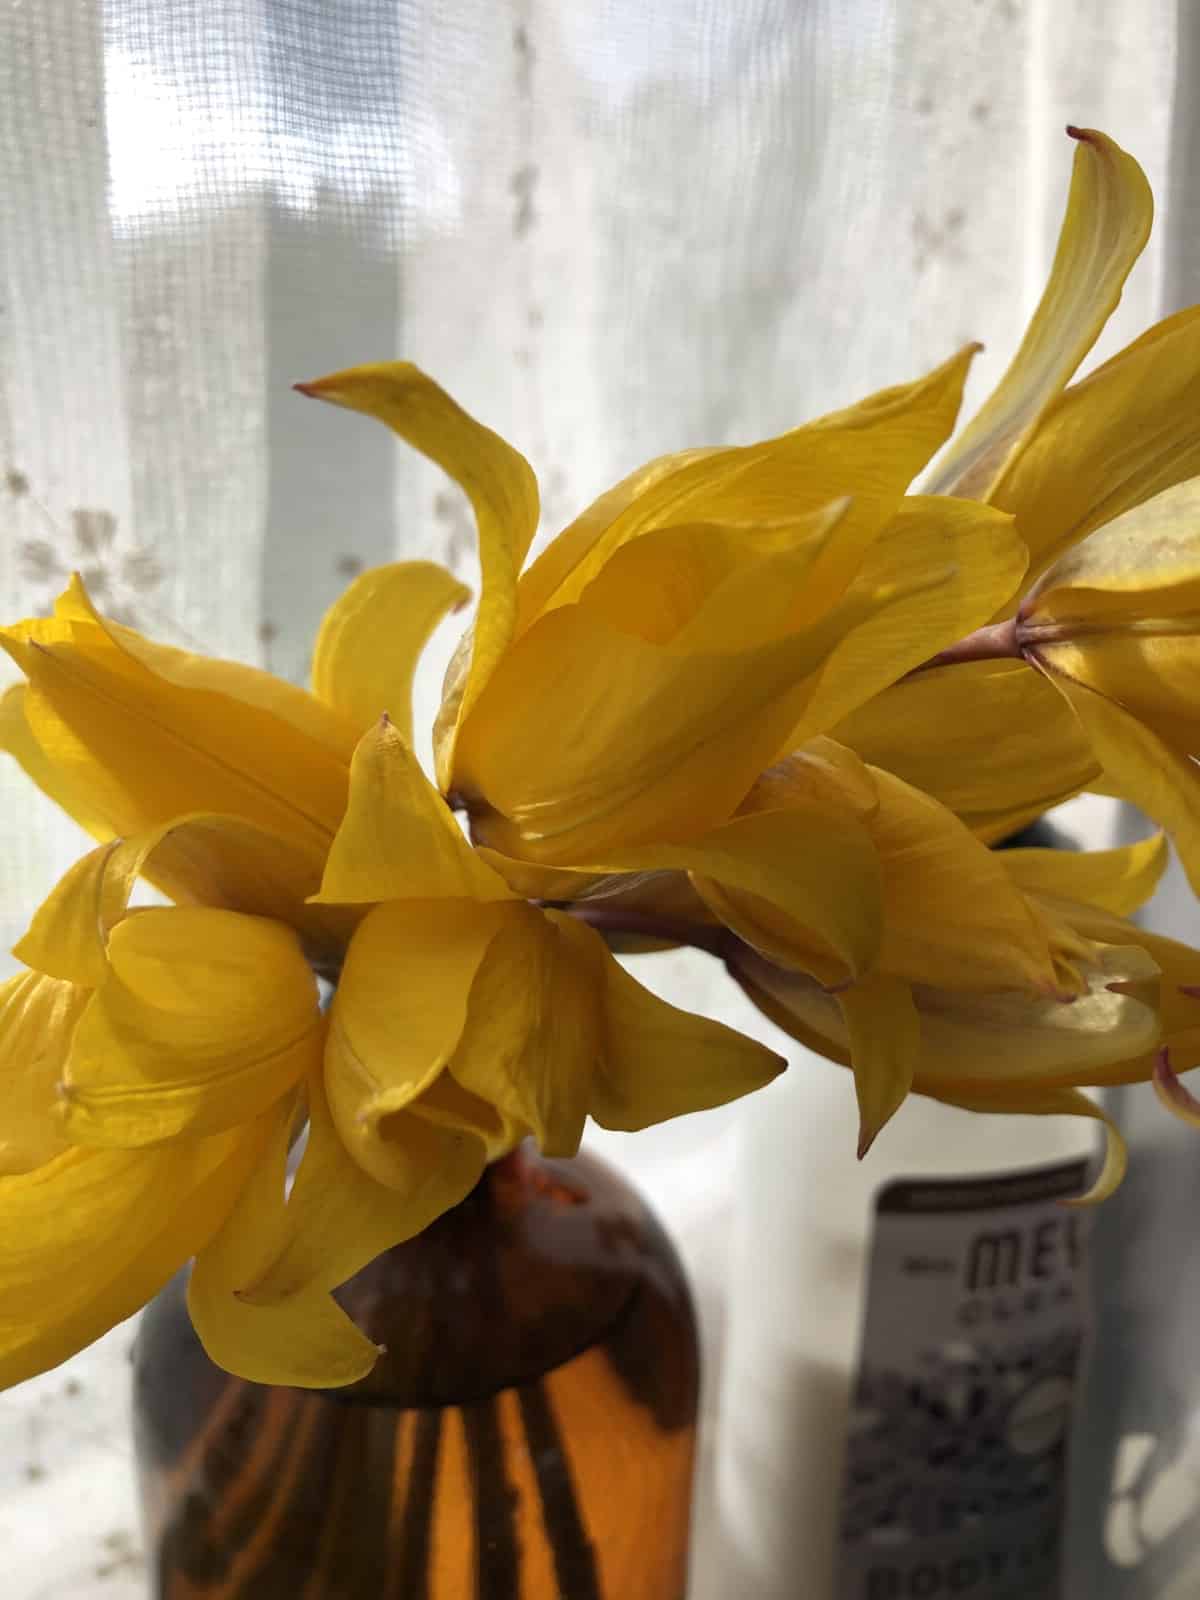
xmin=1152 ymin=1047 xmax=1200 ymax=1128
xmin=856 ymin=1126 xmax=878 ymax=1161
xmin=292 ymin=381 xmax=319 ymax=398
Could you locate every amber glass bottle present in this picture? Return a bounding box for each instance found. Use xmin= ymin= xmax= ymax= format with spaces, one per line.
xmin=132 ymin=1144 xmax=699 ymax=1598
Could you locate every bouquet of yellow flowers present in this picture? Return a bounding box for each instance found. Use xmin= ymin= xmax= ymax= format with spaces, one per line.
xmin=4 ymin=126 xmax=1200 ymax=1395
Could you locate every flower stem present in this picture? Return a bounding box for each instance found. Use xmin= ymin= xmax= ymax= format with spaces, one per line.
xmin=907 ymin=617 xmax=1022 ymax=675
xmin=562 ymin=904 xmax=733 ymax=959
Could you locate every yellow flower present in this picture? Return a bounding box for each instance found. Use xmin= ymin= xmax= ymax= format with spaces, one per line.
xmin=728 ymin=831 xmax=1195 ymax=1201
xmin=0 ymin=562 xmax=468 ymax=872
xmin=295 ymin=347 xmax=1027 ymax=868
xmin=838 ymin=128 xmax=1200 ymax=846
xmin=0 ymin=582 xmax=781 ymax=1390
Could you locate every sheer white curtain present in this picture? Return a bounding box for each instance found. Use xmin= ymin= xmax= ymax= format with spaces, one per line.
xmin=0 ymin=3 xmax=1191 ymax=1594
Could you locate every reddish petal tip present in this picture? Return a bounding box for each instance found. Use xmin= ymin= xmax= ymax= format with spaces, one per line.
xmin=1153 ymin=1047 xmax=1200 ymax=1129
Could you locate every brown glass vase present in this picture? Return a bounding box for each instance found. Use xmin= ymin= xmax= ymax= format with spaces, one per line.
xmin=131 ymin=1143 xmax=699 ymax=1598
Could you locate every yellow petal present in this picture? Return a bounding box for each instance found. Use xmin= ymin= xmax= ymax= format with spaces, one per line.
xmin=928 ymin=127 xmax=1152 ymax=498
xmin=1029 ymin=892 xmax=1200 ymax=1068
xmin=460 ymin=498 xmax=1022 ymax=865
xmin=786 ymin=494 xmax=1028 ymax=742
xmin=294 ymin=365 xmax=539 ymax=786
xmin=0 ymin=1121 xmax=259 ymax=1389
xmin=14 ymin=838 xmax=148 ymax=988
xmin=1050 ymin=634 xmax=1200 ymax=769
xmin=938 ymin=1084 xmax=1128 ymax=1205
xmin=15 ymin=815 xmax=344 ymax=983
xmin=838 ymin=975 xmax=920 ymax=1158
xmin=1047 ymin=674 xmax=1200 ymax=896
xmin=53 ymin=571 xmax=357 ymax=754
xmin=628 ymin=806 xmax=882 ymax=982
xmin=0 ymin=971 xmax=83 ymax=1175
xmin=991 ymin=303 xmax=1200 ymax=588
xmin=187 ymin=1093 xmax=383 ymax=1387
xmin=325 ymin=898 xmax=509 ymax=1185
xmin=2 ymin=577 xmax=352 ymax=854
xmin=458 ymin=604 xmax=838 ymax=860
xmin=311 ymin=560 xmax=470 ymax=742
xmin=450 ymin=907 xmax=601 ymax=1155
xmin=591 ymin=954 xmax=784 ymax=1131
xmin=864 ymin=766 xmax=1062 ymax=992
xmin=62 ymin=908 xmax=321 ymax=1146
xmin=571 ymin=499 xmax=857 ymax=649
xmin=240 ymin=1068 xmax=486 ymax=1308
xmin=727 ymin=744 xmax=1059 ymax=992
xmin=914 ymin=944 xmax=1163 ymax=1093
xmin=832 ymin=661 xmax=1099 ymax=841
xmin=316 ymin=716 xmax=512 ymax=904
xmin=1026 ymin=477 xmax=1200 ymax=621
xmin=0 ymin=682 xmax=111 ymax=842
xmin=732 ymin=941 xmax=1162 ymax=1093
xmin=1000 ymin=833 xmax=1168 ymax=917
xmin=515 ymin=345 xmax=980 ymax=626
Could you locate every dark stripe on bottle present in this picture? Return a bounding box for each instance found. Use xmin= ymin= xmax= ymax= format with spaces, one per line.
xmin=518 ymin=1381 xmax=602 ymax=1600
xmin=394 ymin=1408 xmax=441 ymax=1600
xmin=463 ymin=1396 xmax=522 ymax=1598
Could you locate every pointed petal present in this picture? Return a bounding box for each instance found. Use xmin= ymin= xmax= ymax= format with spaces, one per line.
xmin=240 ymin=1068 xmax=486 ymax=1308
xmin=62 ymin=908 xmax=321 ymax=1146
xmin=316 ymin=717 xmax=512 ymax=904
xmin=324 ymin=899 xmax=509 ymax=1186
xmin=1001 ymin=833 xmax=1168 ymax=917
xmin=992 ymin=304 xmax=1200 ymax=587
xmin=0 ymin=1122 xmax=259 ymax=1389
xmin=839 ymin=975 xmax=919 ymax=1157
xmin=832 ymin=661 xmax=1099 ymax=839
xmin=187 ymin=1094 xmax=383 ymax=1387
xmin=0 ymin=972 xmax=82 ymax=1175
xmin=450 ymin=907 xmax=601 ymax=1155
xmin=1152 ymin=1046 xmax=1200 ymax=1128
xmin=590 ymin=954 xmax=784 ymax=1131
xmin=311 ymin=560 xmax=470 ymax=742
xmin=928 ymin=127 xmax=1152 ymax=498
xmin=294 ymin=365 xmax=539 ymax=785
xmin=1046 ymin=674 xmax=1200 ymax=896
xmin=940 ymin=1083 xmax=1127 ymax=1205
xmin=516 ymin=345 xmax=980 ymax=626
xmin=1 ymin=577 xmax=352 ymax=854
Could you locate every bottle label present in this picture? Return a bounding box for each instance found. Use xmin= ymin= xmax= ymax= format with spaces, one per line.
xmin=835 ymin=1160 xmax=1093 ymax=1600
